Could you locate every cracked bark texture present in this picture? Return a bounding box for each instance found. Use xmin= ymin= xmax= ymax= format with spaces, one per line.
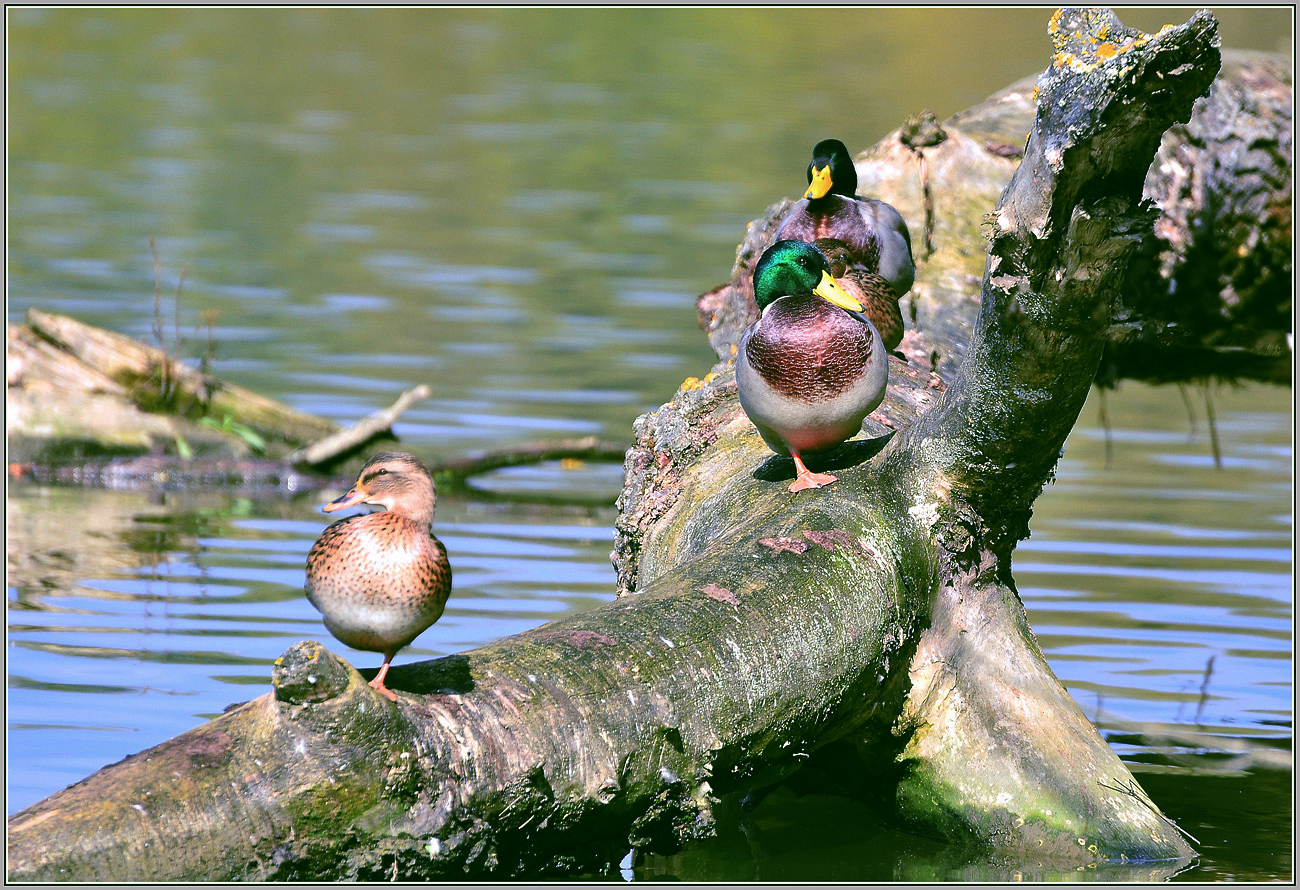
xmin=10 ymin=9 xmax=1281 ymax=882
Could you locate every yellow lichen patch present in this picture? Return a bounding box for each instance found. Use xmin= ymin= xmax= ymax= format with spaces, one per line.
xmin=678 ymin=376 xmax=703 ymax=393
xmin=1048 ymin=8 xmax=1065 ymax=41
xmin=1049 ymin=15 xmax=1153 ymax=74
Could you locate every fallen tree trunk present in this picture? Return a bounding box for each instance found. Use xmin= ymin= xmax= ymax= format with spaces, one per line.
xmin=16 ymin=308 xmax=341 ymax=453
xmin=9 ymin=9 xmax=1276 ymax=881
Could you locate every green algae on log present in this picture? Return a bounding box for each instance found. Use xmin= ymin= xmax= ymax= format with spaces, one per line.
xmin=7 ymin=9 xmax=1258 ymax=881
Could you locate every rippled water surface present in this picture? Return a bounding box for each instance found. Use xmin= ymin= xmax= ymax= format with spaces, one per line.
xmin=6 ymin=7 xmax=1293 ymax=882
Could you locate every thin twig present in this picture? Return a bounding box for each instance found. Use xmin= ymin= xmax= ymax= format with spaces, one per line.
xmin=1177 ymin=382 xmax=1197 ymax=435
xmin=150 ymin=239 xmax=172 ymax=402
xmin=1193 ymin=654 xmax=1216 ymax=726
xmin=1202 ymin=379 xmax=1222 ymax=469
xmin=1098 ymin=777 xmax=1201 ymax=846
xmin=288 ymin=385 xmax=432 ymax=467
xmin=1097 ymin=386 xmax=1113 ymax=468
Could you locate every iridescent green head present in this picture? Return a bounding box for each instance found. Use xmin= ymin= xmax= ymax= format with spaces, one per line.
xmin=753 ymin=240 xmax=865 ymax=314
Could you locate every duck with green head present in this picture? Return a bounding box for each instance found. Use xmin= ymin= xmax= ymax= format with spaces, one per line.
xmin=776 ymin=138 xmax=915 ymax=299
xmin=737 ymin=239 xmax=888 ymax=492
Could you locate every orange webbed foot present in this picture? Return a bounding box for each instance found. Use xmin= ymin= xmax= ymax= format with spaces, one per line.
xmin=789 ymin=453 xmax=838 ymax=492
xmin=368 ymin=676 xmax=399 ymax=702
xmin=789 ymin=470 xmax=838 ymax=492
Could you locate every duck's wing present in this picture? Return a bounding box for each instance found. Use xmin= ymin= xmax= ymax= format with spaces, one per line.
xmin=856 ymin=199 xmax=915 ymax=297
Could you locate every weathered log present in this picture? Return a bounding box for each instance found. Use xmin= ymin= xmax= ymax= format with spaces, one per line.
xmin=8 ymin=310 xmax=442 ymax=473
xmin=8 ymin=314 xmax=629 ymax=489
xmin=7 ymin=321 xmax=250 ymax=463
xmin=8 ymin=10 xmax=1257 ymax=881
xmin=13 ymin=308 xmax=340 ymax=459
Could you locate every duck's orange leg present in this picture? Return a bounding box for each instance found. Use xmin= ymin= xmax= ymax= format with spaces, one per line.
xmin=369 ymin=657 xmax=398 ymax=701
xmin=789 ymin=451 xmax=837 ymax=492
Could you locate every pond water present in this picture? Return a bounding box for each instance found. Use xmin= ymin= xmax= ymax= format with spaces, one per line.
xmin=6 ymin=7 xmax=1292 ymax=882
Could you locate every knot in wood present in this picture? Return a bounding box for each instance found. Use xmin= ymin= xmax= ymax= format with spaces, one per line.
xmin=273 ymin=640 xmax=353 ymax=704
xmin=900 ymin=110 xmax=948 ymax=150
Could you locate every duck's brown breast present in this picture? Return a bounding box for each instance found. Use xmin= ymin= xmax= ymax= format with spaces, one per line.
xmin=745 ymin=296 xmax=876 ymax=402
xmin=305 ymin=512 xmax=451 ymax=651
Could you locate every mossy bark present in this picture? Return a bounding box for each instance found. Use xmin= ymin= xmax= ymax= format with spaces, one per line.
xmin=9 ymin=9 xmax=1281 ymax=881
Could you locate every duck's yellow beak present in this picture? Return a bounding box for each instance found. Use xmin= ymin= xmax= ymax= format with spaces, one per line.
xmin=324 ymin=485 xmax=368 ymax=513
xmin=804 ymin=164 xmax=834 ymax=200
xmin=813 ymin=270 xmax=864 ymax=312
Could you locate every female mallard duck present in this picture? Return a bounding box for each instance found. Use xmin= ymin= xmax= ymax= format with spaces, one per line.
xmin=813 ymin=237 xmax=905 ymax=352
xmin=776 ymin=138 xmax=915 ymax=299
xmin=737 ymin=239 xmax=888 ymax=492
xmin=305 ymin=451 xmax=451 ymax=701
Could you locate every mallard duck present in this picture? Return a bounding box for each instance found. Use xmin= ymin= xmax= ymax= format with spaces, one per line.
xmin=813 ymin=238 xmax=905 ymax=352
xmin=775 ymin=138 xmax=915 ymax=298
xmin=736 ymin=240 xmax=888 ymax=492
xmin=305 ymin=451 xmax=451 ymax=701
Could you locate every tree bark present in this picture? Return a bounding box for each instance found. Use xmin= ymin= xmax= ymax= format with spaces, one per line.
xmin=8 ymin=9 xmax=1278 ymax=881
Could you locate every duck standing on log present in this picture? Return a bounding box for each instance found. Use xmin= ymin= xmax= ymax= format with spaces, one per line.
xmin=737 ymin=240 xmax=888 ymax=493
xmin=776 ymin=138 xmax=915 ymax=300
xmin=305 ymin=451 xmax=452 ymax=701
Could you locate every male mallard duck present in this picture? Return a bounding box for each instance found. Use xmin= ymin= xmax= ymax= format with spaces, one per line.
xmin=305 ymin=451 xmax=452 ymax=701
xmin=813 ymin=237 xmax=905 ymax=352
xmin=776 ymin=138 xmax=915 ymax=299
xmin=737 ymin=240 xmax=888 ymax=492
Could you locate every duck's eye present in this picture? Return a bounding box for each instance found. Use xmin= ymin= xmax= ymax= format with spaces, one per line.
xmin=376 ymin=468 xmax=388 ymax=476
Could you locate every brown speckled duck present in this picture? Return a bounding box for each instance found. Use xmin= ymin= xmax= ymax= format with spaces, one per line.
xmin=305 ymin=451 xmax=451 ymax=701
xmin=813 ymin=238 xmax=905 ymax=352
xmin=776 ymin=138 xmax=915 ymax=299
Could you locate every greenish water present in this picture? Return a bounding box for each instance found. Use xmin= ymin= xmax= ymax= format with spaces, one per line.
xmin=6 ymin=8 xmax=1292 ymax=881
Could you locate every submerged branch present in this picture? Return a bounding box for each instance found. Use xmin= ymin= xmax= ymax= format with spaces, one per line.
xmin=430 ymin=436 xmax=630 ymax=493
